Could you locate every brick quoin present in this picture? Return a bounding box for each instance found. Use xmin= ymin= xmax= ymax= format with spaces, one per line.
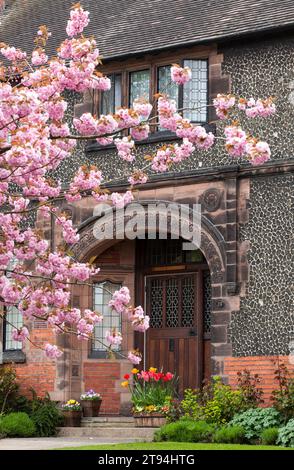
xmin=83 ymin=362 xmax=121 ymax=415
xmin=224 ymin=355 xmax=294 ymax=405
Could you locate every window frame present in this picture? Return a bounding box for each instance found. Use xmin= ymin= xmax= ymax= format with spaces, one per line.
xmin=92 ymin=47 xmax=212 ymax=146
xmin=3 ymin=305 xmax=24 ymax=352
xmin=90 ymin=279 xmax=123 ymax=359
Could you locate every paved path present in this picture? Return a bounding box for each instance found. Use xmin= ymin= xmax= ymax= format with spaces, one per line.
xmin=0 ymin=437 xmax=142 ymax=450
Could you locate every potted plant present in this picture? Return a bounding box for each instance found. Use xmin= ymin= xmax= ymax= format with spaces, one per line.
xmin=121 ymin=367 xmax=177 ymax=427
xmin=61 ymin=399 xmax=82 ymax=427
xmin=80 ymin=389 xmax=102 ymax=417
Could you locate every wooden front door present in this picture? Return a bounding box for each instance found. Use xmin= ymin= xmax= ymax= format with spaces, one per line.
xmin=145 ymin=272 xmax=203 ymax=394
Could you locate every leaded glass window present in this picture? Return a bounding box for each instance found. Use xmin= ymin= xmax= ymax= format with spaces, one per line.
xmin=183 ymin=59 xmax=208 ymax=122
xmin=100 ymin=74 xmax=122 ymax=115
xmin=129 ymin=70 xmax=150 ymax=105
xmin=4 ymin=306 xmax=23 ymax=351
xmin=149 ymin=278 xmax=163 ymax=328
xmin=157 ymin=60 xmax=208 ymax=124
xmin=182 ymin=276 xmax=195 ymax=327
xmin=166 ymin=278 xmax=179 ymax=327
xmin=91 ymin=281 xmax=122 ymax=357
xmin=158 ymin=65 xmax=179 ymax=102
xmin=3 ymin=257 xmax=23 ymax=351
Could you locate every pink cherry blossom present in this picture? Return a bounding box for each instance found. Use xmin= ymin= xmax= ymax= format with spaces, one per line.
xmin=133 ymin=99 xmax=153 ymax=119
xmin=246 ymin=140 xmax=271 ymax=165
xmin=105 ymin=329 xmax=123 ymax=346
xmin=1 ymin=45 xmax=27 ymax=61
xmin=45 ymin=343 xmax=63 ymax=359
xmin=128 ymin=350 xmax=142 ymax=365
xmin=213 ymin=94 xmax=236 ymax=119
xmin=225 ymin=126 xmax=247 ymax=158
xmin=130 ymin=124 xmax=150 ymax=141
xmin=31 ymin=49 xmax=48 ymax=66
xmin=109 ymin=286 xmax=131 ymax=314
xmin=171 ymin=64 xmax=192 ymax=85
xmin=132 ymin=316 xmax=150 ymax=332
xmin=110 ymin=190 xmax=134 ymax=208
xmin=128 ymin=170 xmax=148 ymax=186
xmin=66 ymin=6 xmax=90 ymax=37
xmin=12 ymin=326 xmax=29 ymax=343
xmin=114 ymin=137 xmax=135 ymax=161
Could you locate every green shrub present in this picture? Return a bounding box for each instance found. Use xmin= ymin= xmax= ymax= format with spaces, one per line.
xmin=203 ymin=377 xmax=246 ymax=424
xmin=154 ymin=419 xmax=214 ymax=443
xmin=31 ymin=402 xmax=63 ymax=437
xmin=29 ymin=390 xmax=63 ymax=437
xmin=229 ymin=407 xmax=281 ymax=440
xmin=213 ymin=425 xmax=246 ymax=444
xmin=260 ymin=427 xmax=279 ymax=446
xmin=181 ymin=389 xmax=202 ymax=420
xmin=277 ymin=419 xmax=294 ymax=448
xmin=0 ymin=412 xmax=36 ymax=437
xmin=181 ymin=377 xmax=248 ymax=425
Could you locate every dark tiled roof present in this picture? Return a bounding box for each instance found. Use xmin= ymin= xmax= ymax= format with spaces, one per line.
xmin=1 ymin=0 xmax=294 ymax=60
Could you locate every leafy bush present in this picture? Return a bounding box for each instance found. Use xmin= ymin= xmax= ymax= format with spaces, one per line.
xmin=229 ymin=407 xmax=281 ymax=440
xmin=0 ymin=366 xmax=18 ymax=414
xmin=236 ymin=369 xmax=264 ymax=407
xmin=277 ymin=419 xmax=294 ymax=448
xmin=260 ymin=427 xmax=279 ymax=446
xmin=181 ymin=389 xmax=202 ymax=420
xmin=29 ymin=390 xmax=63 ymax=437
xmin=213 ymin=425 xmax=246 ymax=444
xmin=271 ymin=361 xmax=294 ymax=422
xmin=0 ymin=412 xmax=36 ymax=437
xmin=181 ymin=375 xmax=260 ymax=425
xmin=154 ymin=419 xmax=215 ymax=443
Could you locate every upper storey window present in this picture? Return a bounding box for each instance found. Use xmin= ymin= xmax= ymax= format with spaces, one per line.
xmin=158 ymin=60 xmax=208 ymax=123
xmin=129 ymin=69 xmax=150 ymax=104
xmin=100 ymin=73 xmax=122 ymax=115
xmin=95 ymin=55 xmax=209 ymax=139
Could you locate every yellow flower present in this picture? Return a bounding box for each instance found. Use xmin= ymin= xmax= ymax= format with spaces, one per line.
xmin=68 ymin=399 xmax=76 ymax=405
xmin=149 ymin=367 xmax=157 ymax=373
xmin=121 ymin=381 xmax=129 ymax=388
xmin=131 ymin=368 xmax=139 ymax=374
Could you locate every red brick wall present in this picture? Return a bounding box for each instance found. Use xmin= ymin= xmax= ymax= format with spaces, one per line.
xmin=14 ymin=363 xmax=55 ymax=398
xmin=6 ymin=327 xmax=56 ymax=398
xmin=224 ymin=356 xmax=294 ymax=404
xmin=83 ymin=362 xmax=121 ymax=414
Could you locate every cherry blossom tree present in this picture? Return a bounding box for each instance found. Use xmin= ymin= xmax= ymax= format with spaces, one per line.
xmin=0 ymin=4 xmax=276 ymax=364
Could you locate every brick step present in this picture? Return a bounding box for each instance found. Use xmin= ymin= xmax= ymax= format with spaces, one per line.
xmin=58 ymin=426 xmax=155 ymax=440
xmin=81 ymin=417 xmax=135 ymax=428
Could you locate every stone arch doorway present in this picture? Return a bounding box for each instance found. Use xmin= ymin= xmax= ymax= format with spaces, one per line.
xmin=135 ymin=237 xmax=211 ymax=394
xmin=71 ymin=199 xmax=233 ymax=394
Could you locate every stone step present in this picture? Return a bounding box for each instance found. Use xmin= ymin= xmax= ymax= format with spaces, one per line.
xmin=58 ymin=427 xmax=155 ymax=441
xmin=81 ymin=417 xmax=135 ymax=428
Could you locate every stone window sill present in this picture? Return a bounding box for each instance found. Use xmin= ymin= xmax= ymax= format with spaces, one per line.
xmin=85 ymin=123 xmax=216 ymax=153
xmin=2 ymin=350 xmax=26 ymax=364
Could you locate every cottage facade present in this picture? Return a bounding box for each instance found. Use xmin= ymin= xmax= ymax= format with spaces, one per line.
xmin=0 ymin=0 xmax=294 ymax=414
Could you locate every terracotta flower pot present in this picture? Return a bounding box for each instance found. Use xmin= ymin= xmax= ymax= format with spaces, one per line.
xmin=134 ymin=413 xmax=166 ymax=427
xmin=62 ymin=410 xmax=82 ymax=427
xmin=81 ymin=399 xmax=102 ymax=417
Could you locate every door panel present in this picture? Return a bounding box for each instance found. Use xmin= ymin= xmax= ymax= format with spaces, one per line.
xmin=145 ymin=273 xmax=203 ymax=394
